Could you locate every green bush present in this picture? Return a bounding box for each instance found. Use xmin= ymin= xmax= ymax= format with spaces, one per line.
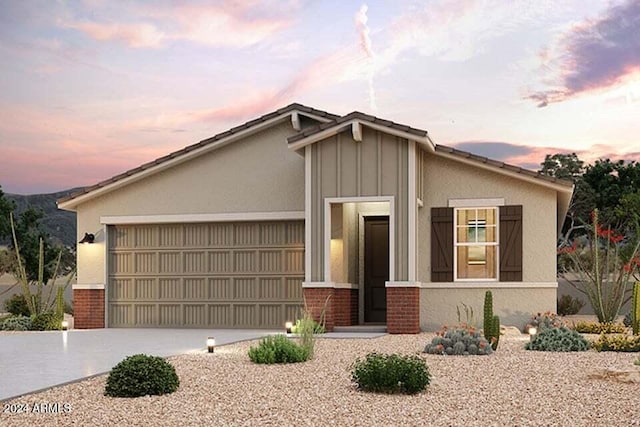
xmin=424 ymin=324 xmax=493 ymax=356
xmin=524 ymin=311 xmax=564 ymax=333
xmin=525 ymin=326 xmax=589 ymax=352
xmin=248 ymin=335 xmax=310 ymax=364
xmin=557 ymin=294 xmax=585 ymax=316
xmin=4 ymin=294 xmax=31 ymax=317
xmin=592 ymin=334 xmax=640 ymax=352
xmin=1 ymin=315 xmax=32 ymax=331
xmin=572 ymin=321 xmax=626 ymax=334
xmin=105 ymin=354 xmax=179 ymax=398
xmin=351 ymin=353 xmax=431 ymax=394
xmin=30 ymin=311 xmax=62 ymax=331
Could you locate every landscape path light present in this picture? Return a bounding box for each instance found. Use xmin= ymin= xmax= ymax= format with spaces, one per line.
xmin=61 ymin=320 xmax=69 ymax=331
xmin=207 ymin=337 xmax=215 ymax=353
xmin=528 ymin=326 xmax=537 ymax=342
xmin=285 ymin=321 xmax=293 ymax=334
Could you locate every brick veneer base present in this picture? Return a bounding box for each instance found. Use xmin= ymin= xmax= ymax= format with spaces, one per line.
xmin=303 ymin=288 xmax=335 ymax=331
xmin=386 ymin=287 xmax=420 ymax=334
xmin=333 ymin=288 xmax=358 ymax=327
xmin=74 ymin=289 xmax=105 ymax=329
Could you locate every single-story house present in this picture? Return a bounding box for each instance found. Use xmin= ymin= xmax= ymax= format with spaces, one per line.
xmin=57 ymin=103 xmax=573 ymax=333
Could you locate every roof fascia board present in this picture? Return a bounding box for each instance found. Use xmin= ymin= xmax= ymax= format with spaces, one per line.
xmin=435 ymin=150 xmax=575 ymax=193
xmin=59 ymin=112 xmax=300 ymax=210
xmin=288 ymin=119 xmax=434 ymax=151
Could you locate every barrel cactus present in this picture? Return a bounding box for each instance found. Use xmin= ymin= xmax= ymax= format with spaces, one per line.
xmin=424 ymin=324 xmax=493 ymax=356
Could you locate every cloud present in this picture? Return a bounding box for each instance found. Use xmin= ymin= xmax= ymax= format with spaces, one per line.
xmin=63 ymin=1 xmax=296 ymax=49
xmin=354 ymin=4 xmax=376 ymax=110
xmin=65 ymin=21 xmax=165 ymax=48
xmin=528 ymin=0 xmax=640 ymax=107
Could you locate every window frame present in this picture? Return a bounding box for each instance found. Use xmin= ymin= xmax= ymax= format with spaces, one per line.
xmin=453 ymin=206 xmax=499 ymax=282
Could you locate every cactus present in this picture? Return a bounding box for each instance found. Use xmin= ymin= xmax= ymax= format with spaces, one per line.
xmin=483 ymin=291 xmax=493 ymax=341
xmin=490 ymin=315 xmax=500 ymax=350
xmin=55 ymin=286 xmax=65 ymax=320
xmin=631 ymin=285 xmax=638 ymax=334
xmin=424 ymin=324 xmax=493 ymax=356
xmin=453 ymin=341 xmax=466 ymax=355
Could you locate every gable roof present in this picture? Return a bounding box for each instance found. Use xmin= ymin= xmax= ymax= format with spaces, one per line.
xmin=286 ymin=110 xmax=573 ymax=192
xmin=57 ymin=103 xmax=338 ymax=209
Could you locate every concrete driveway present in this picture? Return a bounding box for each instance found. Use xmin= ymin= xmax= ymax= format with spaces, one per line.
xmin=0 ymin=328 xmax=277 ymax=401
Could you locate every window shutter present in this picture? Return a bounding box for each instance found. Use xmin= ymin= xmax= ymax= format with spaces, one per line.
xmin=499 ymin=205 xmax=523 ymax=281
xmin=431 ymin=207 xmax=453 ymax=282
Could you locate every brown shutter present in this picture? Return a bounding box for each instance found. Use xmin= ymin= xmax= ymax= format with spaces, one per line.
xmin=499 ymin=205 xmax=523 ymax=281
xmin=431 ymin=207 xmax=453 ymax=282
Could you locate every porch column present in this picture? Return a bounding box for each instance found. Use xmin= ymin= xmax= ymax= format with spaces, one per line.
xmin=386 ymin=283 xmax=420 ymax=334
xmin=73 ymin=287 xmax=105 ymax=329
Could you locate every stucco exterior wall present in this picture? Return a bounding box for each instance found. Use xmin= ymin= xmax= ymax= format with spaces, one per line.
xmin=75 ymin=120 xmax=305 ymax=286
xmin=309 ymin=127 xmax=408 ymax=281
xmin=418 ymin=152 xmax=558 ymax=284
xmin=420 ymin=287 xmax=556 ymax=331
xmin=417 ymin=152 xmax=559 ymax=330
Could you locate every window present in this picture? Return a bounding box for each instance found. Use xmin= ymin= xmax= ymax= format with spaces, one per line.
xmin=454 ymin=208 xmax=498 ymax=280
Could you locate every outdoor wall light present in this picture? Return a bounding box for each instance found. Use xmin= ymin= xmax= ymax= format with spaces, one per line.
xmin=207 ymin=337 xmax=216 ymax=353
xmin=79 ymin=233 xmax=95 ymax=244
xmin=285 ymin=321 xmax=293 ymax=334
xmin=61 ymin=320 xmax=69 ymax=331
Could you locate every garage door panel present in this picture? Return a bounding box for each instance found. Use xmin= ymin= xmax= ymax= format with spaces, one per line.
xmin=159 ymin=252 xmax=181 ymax=273
xmin=135 ymin=278 xmax=156 ymax=299
xmin=209 ymin=304 xmax=232 ymax=326
xmin=184 ymin=251 xmax=207 ymax=273
xmin=108 ymin=220 xmax=304 ymax=328
xmin=159 ymin=278 xmax=182 ymax=299
xmin=234 ymin=305 xmax=256 ymax=327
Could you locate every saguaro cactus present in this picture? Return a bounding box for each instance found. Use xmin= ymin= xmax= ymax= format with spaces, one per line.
xmin=491 ymin=315 xmax=500 ymax=350
xmin=483 ymin=291 xmax=493 ymax=340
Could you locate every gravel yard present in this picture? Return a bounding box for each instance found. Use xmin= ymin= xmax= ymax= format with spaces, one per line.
xmin=1 ymin=333 xmax=638 ymax=426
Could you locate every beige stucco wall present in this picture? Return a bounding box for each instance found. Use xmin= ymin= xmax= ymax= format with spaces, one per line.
xmin=420 ymin=287 xmax=556 ymax=331
xmin=75 ymin=120 xmax=305 ymax=286
xmin=418 ymin=152 xmax=558 ymax=284
xmin=417 ymin=152 xmax=559 ymax=330
xmin=309 ymin=127 xmax=408 ymax=281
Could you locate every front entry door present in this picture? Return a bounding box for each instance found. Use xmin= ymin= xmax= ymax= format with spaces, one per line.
xmin=364 ymin=216 xmax=389 ymax=323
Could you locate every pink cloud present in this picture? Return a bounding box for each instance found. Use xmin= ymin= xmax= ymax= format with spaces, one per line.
xmin=65 ymin=21 xmax=165 ymax=48
xmin=63 ymin=1 xmax=297 ymax=49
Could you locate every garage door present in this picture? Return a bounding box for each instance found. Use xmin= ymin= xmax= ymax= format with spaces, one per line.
xmin=107 ymin=221 xmax=304 ymax=328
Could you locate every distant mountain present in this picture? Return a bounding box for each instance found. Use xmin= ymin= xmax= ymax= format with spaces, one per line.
xmin=6 ymin=188 xmax=81 ymax=247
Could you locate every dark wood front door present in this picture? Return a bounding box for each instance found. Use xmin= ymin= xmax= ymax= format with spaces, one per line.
xmin=364 ymin=216 xmax=389 ymax=323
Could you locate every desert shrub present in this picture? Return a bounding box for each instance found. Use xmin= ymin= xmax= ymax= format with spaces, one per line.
xmin=1 ymin=315 xmax=32 ymax=331
xmin=592 ymin=334 xmax=640 ymax=352
xmin=4 ymin=294 xmax=31 ymax=317
xmin=351 ymin=353 xmax=430 ymax=394
xmin=291 ymin=317 xmax=325 ymax=334
xmin=557 ymin=294 xmax=585 ymax=316
xmin=424 ymin=324 xmax=493 ymax=356
xmin=525 ymin=326 xmax=589 ymax=352
xmin=248 ymin=335 xmax=310 ymax=364
xmin=524 ymin=311 xmax=564 ymax=333
xmin=30 ymin=311 xmax=62 ymax=331
xmin=104 ymin=354 xmax=179 ymax=398
xmin=572 ymin=321 xmax=626 ymax=334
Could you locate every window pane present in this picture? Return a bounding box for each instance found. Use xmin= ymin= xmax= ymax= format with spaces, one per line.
xmin=457 ymin=209 xmax=474 ymax=225
xmin=485 ymin=225 xmax=496 ymax=242
xmin=457 ymin=226 xmax=470 ymax=243
xmin=457 ymin=246 xmax=497 ymax=279
xmin=478 ymin=208 xmax=496 ymax=225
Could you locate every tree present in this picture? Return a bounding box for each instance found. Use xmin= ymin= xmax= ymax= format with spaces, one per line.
xmin=0 ymin=185 xmax=16 ymax=240
xmin=539 ymin=153 xmax=584 ymax=181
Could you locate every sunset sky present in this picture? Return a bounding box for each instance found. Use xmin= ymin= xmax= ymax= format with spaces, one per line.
xmin=1 ymin=0 xmax=639 ymax=194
